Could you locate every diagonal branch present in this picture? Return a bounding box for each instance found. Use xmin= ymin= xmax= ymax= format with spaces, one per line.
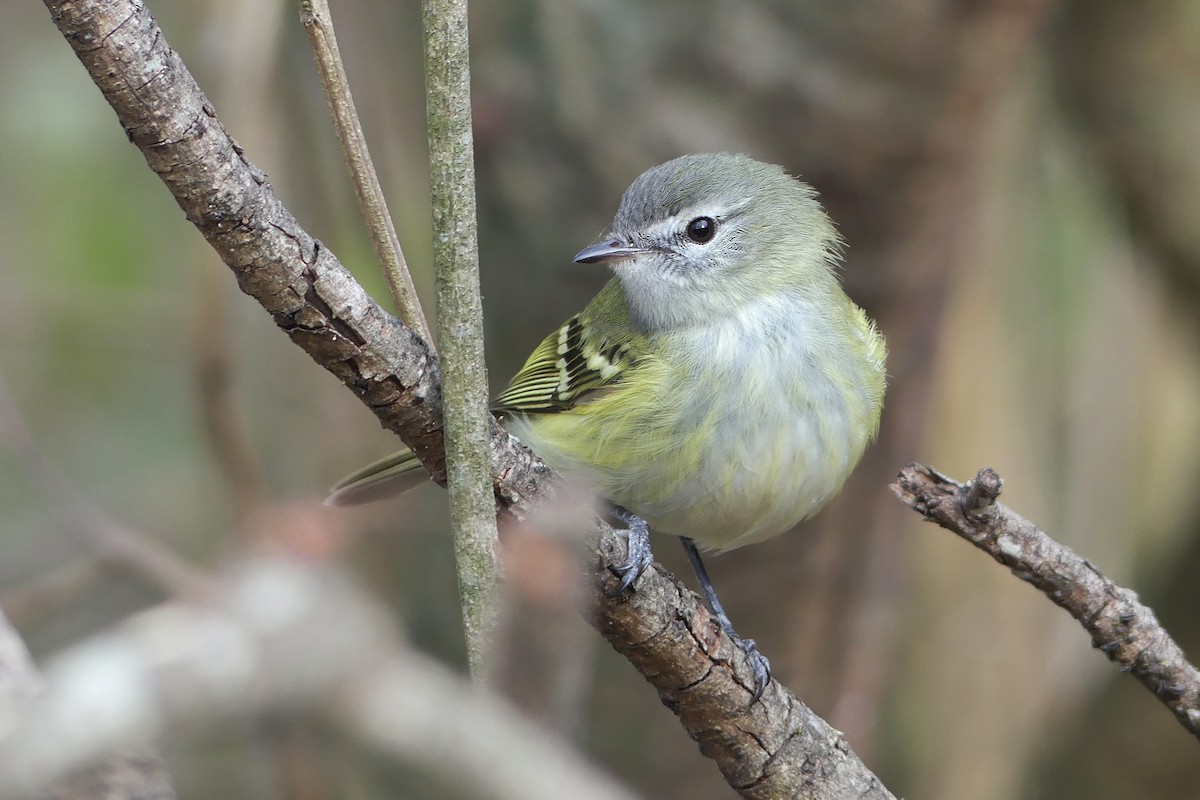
xmin=892 ymin=463 xmax=1200 ymax=742
xmin=43 ymin=0 xmax=893 ymax=795
xmin=299 ymin=0 xmax=433 ymax=345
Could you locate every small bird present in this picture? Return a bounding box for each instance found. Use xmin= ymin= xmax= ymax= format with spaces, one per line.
xmin=329 ymin=153 xmax=887 ymax=700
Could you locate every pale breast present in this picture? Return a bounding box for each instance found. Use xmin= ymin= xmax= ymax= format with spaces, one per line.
xmin=510 ymin=292 xmax=885 ymax=552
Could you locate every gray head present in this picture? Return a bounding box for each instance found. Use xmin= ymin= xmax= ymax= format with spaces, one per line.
xmin=575 ymin=153 xmax=840 ymax=332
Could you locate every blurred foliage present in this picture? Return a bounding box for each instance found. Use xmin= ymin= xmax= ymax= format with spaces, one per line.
xmin=2 ymin=0 xmax=1199 ymax=798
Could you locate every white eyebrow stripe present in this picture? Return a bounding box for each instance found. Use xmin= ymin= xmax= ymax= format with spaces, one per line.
xmin=664 ymin=197 xmax=753 ymax=227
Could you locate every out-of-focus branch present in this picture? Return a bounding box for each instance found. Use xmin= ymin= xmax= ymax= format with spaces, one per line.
xmin=487 ymin=509 xmax=596 ymax=734
xmin=0 ymin=377 xmax=211 ymax=600
xmin=299 ymin=0 xmax=434 ymax=345
xmin=422 ymin=0 xmax=501 ymax=678
xmin=0 ymin=611 xmax=42 ymax=715
xmin=0 ymin=556 xmax=638 ymax=800
xmin=194 ymin=272 xmax=271 ymax=522
xmin=892 ymin=463 xmax=1200 ymax=742
xmin=1 ymin=562 xmax=104 ymax=629
xmin=43 ymin=1 xmax=895 ymax=795
xmin=1055 ymin=0 xmax=1200 ymax=311
xmin=0 ymin=611 xmax=177 ymax=800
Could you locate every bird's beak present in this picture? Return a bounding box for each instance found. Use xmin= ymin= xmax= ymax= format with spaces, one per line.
xmin=573 ymin=239 xmax=652 ymax=264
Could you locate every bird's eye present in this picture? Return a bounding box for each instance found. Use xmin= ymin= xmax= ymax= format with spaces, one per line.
xmin=685 ymin=216 xmax=716 ymax=244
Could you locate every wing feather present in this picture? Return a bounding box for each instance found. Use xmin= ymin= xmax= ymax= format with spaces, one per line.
xmin=493 ymin=281 xmax=643 ymax=414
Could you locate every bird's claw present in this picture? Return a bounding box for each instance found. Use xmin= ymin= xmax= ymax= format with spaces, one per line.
xmin=611 ymin=508 xmax=653 ymax=595
xmin=733 ymin=636 xmax=772 ymax=702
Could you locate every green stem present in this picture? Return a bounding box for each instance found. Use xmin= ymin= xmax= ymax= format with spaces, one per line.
xmin=422 ymin=0 xmax=500 ymax=679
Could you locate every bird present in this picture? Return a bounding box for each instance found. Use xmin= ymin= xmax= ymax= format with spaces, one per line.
xmin=329 ymin=152 xmax=887 ymax=701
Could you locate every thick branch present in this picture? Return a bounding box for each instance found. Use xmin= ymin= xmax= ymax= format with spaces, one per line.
xmin=589 ymin=538 xmax=893 ymax=799
xmin=44 ymin=1 xmax=893 ymax=795
xmin=46 ymin=0 xmax=547 ymax=508
xmin=892 ymin=463 xmax=1200 ymax=742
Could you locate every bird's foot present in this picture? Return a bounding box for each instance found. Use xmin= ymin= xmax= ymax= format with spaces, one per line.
xmin=680 ymin=536 xmax=772 ymax=703
xmin=729 ymin=635 xmax=772 ymax=702
xmin=610 ymin=506 xmax=654 ymax=594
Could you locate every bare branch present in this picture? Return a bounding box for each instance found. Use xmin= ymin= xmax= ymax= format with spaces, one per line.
xmin=589 ymin=538 xmax=894 ymax=799
xmin=46 ymin=0 xmax=550 ymax=504
xmin=0 ymin=556 xmax=638 ymax=800
xmin=299 ymin=0 xmax=434 ymax=345
xmin=0 ymin=611 xmax=177 ymax=800
xmin=892 ymin=463 xmax=1200 ymax=742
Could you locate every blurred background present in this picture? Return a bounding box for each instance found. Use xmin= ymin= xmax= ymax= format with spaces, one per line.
xmin=3 ymin=0 xmax=1200 ymax=797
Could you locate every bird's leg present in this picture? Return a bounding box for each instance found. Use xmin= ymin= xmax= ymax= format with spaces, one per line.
xmin=680 ymin=536 xmax=772 ymax=701
xmin=610 ymin=506 xmax=654 ymax=594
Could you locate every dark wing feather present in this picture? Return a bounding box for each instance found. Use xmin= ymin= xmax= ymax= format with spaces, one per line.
xmin=493 ymin=282 xmax=643 ymax=414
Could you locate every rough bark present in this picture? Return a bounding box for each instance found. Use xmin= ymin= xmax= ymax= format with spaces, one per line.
xmin=893 ymin=464 xmax=1200 ymax=742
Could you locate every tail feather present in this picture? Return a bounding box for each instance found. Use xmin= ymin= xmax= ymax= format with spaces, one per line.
xmin=325 ymin=449 xmax=430 ymax=506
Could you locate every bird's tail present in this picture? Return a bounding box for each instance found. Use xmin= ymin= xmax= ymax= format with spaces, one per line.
xmin=325 ymin=449 xmax=430 ymax=506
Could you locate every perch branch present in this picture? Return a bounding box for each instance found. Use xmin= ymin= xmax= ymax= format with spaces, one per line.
xmin=892 ymin=463 xmax=1200 ymax=742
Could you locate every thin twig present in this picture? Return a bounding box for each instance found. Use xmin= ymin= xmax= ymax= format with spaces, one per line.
xmin=892 ymin=463 xmax=1200 ymax=742
xmin=422 ymin=0 xmax=501 ymax=678
xmin=299 ymin=0 xmax=434 ymax=345
xmin=194 ymin=267 xmax=271 ymax=523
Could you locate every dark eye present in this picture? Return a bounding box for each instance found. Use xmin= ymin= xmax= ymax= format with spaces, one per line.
xmin=685 ymin=216 xmax=716 ymax=244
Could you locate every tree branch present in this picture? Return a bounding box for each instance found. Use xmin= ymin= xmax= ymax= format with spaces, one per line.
xmin=892 ymin=463 xmax=1200 ymax=742
xmin=0 ymin=556 xmax=637 ymax=800
xmin=422 ymin=0 xmax=501 ymax=678
xmin=0 ymin=610 xmax=176 ymax=800
xmin=47 ymin=0 xmax=549 ymax=505
xmin=43 ymin=0 xmax=894 ymax=795
xmin=589 ymin=538 xmax=894 ymax=798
